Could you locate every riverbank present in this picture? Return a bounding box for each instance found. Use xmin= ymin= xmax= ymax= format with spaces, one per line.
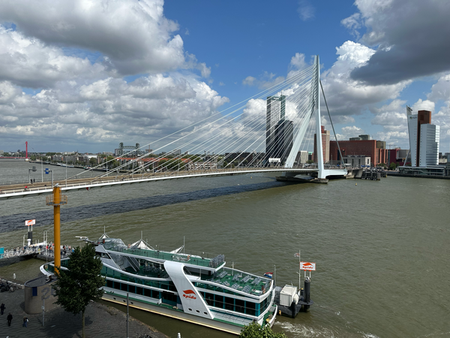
xmin=0 ymin=287 xmax=169 ymax=338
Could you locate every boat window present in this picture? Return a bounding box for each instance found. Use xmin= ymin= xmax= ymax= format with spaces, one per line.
xmin=225 ymin=297 xmax=234 ymax=311
xmin=136 ymin=287 xmax=143 ymax=295
xmin=215 ymin=295 xmax=224 ymax=308
xmin=235 ymin=299 xmax=244 ymax=313
xmin=246 ymin=301 xmax=256 ymax=316
xmin=204 ymin=293 xmax=214 ymax=306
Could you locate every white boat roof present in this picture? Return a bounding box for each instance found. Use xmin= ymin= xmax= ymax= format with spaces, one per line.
xmin=130 ymin=239 xmax=154 ymax=250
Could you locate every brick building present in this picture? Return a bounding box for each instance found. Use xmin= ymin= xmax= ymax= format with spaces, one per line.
xmin=330 ymin=140 xmax=388 ymax=167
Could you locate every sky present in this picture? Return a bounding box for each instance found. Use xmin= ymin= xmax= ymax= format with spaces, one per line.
xmin=0 ymin=0 xmax=449 ymax=154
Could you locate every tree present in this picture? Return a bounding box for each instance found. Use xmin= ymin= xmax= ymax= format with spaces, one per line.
xmin=389 ymin=162 xmax=397 ymax=170
xmin=89 ymin=157 xmax=98 ymax=166
xmin=53 ymin=244 xmax=105 ymax=338
xmin=239 ymin=322 xmax=287 ymax=338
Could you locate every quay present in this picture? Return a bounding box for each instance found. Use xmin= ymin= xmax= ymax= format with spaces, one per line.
xmin=0 ymin=279 xmax=168 ymax=338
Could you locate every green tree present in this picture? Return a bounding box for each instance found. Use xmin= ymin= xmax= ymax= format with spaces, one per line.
xmin=53 ymin=244 xmax=105 ymax=338
xmin=89 ymin=157 xmax=98 ymax=166
xmin=389 ymin=162 xmax=397 ymax=170
xmin=239 ymin=322 xmax=287 ymax=338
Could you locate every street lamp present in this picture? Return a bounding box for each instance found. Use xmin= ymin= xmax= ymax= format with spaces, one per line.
xmin=28 ymin=166 xmax=37 ymax=184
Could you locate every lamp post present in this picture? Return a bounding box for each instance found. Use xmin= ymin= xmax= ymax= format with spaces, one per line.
xmin=28 ymin=166 xmax=37 ymax=184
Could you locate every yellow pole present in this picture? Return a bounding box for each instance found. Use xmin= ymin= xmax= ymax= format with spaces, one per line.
xmin=53 ymin=186 xmax=61 ymax=274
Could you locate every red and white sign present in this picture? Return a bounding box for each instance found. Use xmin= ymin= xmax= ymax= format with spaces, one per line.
xmin=182 ymin=289 xmax=197 ymax=300
xmin=300 ymin=261 xmax=316 ymax=271
xmin=25 ymin=219 xmax=36 ymax=226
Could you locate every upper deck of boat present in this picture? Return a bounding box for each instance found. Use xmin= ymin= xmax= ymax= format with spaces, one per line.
xmin=102 ymin=240 xmax=225 ymax=270
xmin=198 ymin=267 xmax=273 ymax=297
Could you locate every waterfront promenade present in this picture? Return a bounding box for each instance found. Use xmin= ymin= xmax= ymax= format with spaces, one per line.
xmin=0 ymin=286 xmax=168 ymax=338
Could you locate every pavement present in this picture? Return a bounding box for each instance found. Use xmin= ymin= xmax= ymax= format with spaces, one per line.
xmin=0 ymin=287 xmax=169 ymax=338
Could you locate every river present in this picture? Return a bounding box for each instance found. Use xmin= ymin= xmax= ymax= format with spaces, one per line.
xmin=1 ymin=160 xmax=449 ymax=338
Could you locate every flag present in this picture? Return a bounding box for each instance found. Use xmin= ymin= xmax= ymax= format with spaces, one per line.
xmin=264 ymin=272 xmax=273 ymax=279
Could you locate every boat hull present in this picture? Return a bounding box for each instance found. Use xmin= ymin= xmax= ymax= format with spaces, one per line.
xmin=102 ymin=291 xmax=252 ymax=335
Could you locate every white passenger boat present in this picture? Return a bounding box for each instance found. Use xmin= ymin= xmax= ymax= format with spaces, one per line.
xmin=41 ymin=234 xmax=278 ymax=335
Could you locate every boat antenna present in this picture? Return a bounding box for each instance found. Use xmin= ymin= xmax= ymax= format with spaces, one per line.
xmin=298 ymin=249 xmax=301 ymax=290
xmin=274 ymin=265 xmax=277 ymax=287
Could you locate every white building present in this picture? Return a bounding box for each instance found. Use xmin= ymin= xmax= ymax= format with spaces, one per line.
xmin=419 ymin=124 xmax=440 ymax=167
xmin=407 ymin=106 xmax=418 ymax=167
xmin=343 ymin=155 xmax=371 ymax=168
xmin=295 ymin=151 xmax=308 ymax=165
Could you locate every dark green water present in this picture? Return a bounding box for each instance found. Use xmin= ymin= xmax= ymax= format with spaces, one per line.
xmin=1 ymin=160 xmax=449 ymax=338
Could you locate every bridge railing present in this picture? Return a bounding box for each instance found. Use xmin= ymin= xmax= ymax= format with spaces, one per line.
xmin=0 ymin=165 xmax=335 ymax=197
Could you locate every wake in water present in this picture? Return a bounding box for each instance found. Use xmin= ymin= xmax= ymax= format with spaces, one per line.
xmin=277 ymin=321 xmax=380 ymax=338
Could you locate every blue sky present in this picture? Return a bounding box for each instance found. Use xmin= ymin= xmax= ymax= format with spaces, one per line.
xmin=0 ymin=0 xmax=449 ymax=154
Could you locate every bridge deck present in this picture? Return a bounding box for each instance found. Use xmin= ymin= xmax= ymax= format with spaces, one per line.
xmin=0 ymin=167 xmax=347 ymax=199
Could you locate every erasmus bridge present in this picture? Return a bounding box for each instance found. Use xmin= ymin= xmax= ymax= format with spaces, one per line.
xmin=0 ymin=56 xmax=347 ymax=200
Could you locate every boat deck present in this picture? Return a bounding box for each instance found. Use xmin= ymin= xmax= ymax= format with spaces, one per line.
xmin=198 ymin=268 xmax=272 ymax=296
xmin=104 ymin=244 xmax=224 ymax=270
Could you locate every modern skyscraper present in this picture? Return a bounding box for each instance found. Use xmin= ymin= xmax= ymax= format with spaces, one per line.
xmin=406 ymin=107 xmax=439 ymax=167
xmin=266 ymin=95 xmax=293 ymax=163
xmin=419 ymin=124 xmax=440 ymax=167
xmin=407 ymin=106 xmax=418 ymax=166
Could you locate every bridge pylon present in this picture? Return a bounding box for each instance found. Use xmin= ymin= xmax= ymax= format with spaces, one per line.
xmin=284 ymin=55 xmax=346 ymax=180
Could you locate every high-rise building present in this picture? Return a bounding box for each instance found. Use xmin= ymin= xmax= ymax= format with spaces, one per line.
xmin=406 ymin=107 xmax=439 ymax=167
xmin=266 ymin=95 xmax=293 ymax=163
xmin=407 ymin=106 xmax=418 ymax=166
xmin=419 ymin=124 xmax=440 ymax=167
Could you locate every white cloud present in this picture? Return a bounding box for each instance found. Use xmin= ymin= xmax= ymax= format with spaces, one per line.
xmin=0 ymin=74 xmax=229 ymax=148
xmin=411 ymin=99 xmax=435 ymax=113
xmin=0 ymin=0 xmax=221 ymax=151
xmin=297 ymin=0 xmax=315 ymax=21
xmin=341 ymin=13 xmax=361 ymax=39
xmin=427 ymin=73 xmax=450 ymax=102
xmin=371 ymin=99 xmax=406 ymax=126
xmin=339 ymin=126 xmax=364 ymax=140
xmin=243 ymin=76 xmax=256 ymax=86
xmin=321 ymin=41 xmax=409 ymax=119
xmin=344 ymin=0 xmax=450 ymax=85
xmin=0 ymin=0 xmax=193 ymax=76
xmin=0 ymin=27 xmax=107 ymax=88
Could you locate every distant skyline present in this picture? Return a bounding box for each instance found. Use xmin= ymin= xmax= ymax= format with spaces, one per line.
xmin=0 ymin=0 xmax=449 ymax=153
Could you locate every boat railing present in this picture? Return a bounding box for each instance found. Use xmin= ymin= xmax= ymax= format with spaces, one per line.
xmin=106 ymin=246 xmax=224 ymax=269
